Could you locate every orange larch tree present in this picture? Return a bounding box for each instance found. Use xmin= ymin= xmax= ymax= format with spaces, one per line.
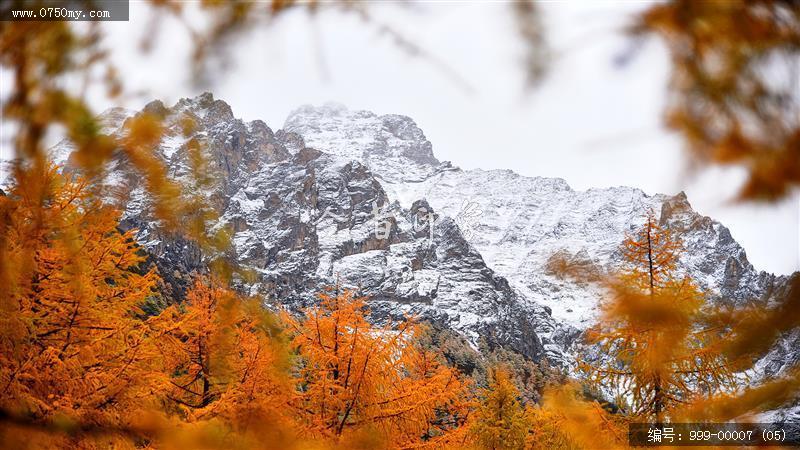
xmin=581 ymin=212 xmax=735 ymax=422
xmin=635 ymin=0 xmax=800 ymax=202
xmin=468 ymin=366 xmax=531 ymax=450
xmin=529 ymin=384 xmax=627 ymax=450
xmin=282 ymin=289 xmax=473 ymax=448
xmin=154 ymin=277 xmax=297 ymax=448
xmin=0 ymin=166 xmax=161 ymax=448
xmin=633 ymin=2 xmax=800 ymax=417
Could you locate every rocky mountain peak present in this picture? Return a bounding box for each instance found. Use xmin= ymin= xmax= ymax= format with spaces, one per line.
xmin=659 ymin=190 xmax=694 ymax=224
xmin=97 ymin=107 xmax=135 ymax=133
xmin=169 ymin=91 xmax=232 ymax=121
xmin=284 ymin=103 xmax=444 ymax=183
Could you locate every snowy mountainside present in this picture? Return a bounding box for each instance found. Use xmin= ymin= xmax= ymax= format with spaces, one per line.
xmin=285 ymin=104 xmax=785 ymax=330
xmin=49 ymin=94 xmax=789 ymax=371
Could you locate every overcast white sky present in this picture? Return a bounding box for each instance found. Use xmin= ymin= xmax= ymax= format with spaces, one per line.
xmin=3 ymin=1 xmax=797 ymax=274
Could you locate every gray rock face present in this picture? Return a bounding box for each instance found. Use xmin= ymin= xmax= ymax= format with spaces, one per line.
xmin=220 ymin=145 xmax=553 ymax=361
xmin=53 ymin=94 xmax=555 ymax=362
xmin=51 ymin=95 xmax=792 ymax=373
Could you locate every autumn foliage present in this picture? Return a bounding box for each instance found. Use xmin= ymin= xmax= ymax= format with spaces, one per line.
xmin=0 ymin=167 xmax=161 ymax=448
xmin=468 ymin=367 xmax=531 ymax=450
xmin=636 ymin=0 xmax=800 ymax=201
xmin=152 ymin=278 xmax=298 ymax=448
xmin=4 ymin=1 xmax=800 ymax=448
xmin=0 ymin=168 xmax=621 ymax=448
xmin=0 ymin=154 xmax=791 ymax=450
xmin=581 ymin=213 xmax=735 ymax=422
xmin=0 ymin=169 xmax=476 ymax=448
xmin=283 ymin=290 xmax=472 ymax=448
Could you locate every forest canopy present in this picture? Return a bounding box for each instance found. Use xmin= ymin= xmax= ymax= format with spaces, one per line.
xmin=1 ymin=1 xmax=800 ymax=449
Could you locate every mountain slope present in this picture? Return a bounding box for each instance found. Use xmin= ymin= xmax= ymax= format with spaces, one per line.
xmin=285 ymin=103 xmax=785 ymax=330
xmin=50 ymin=94 xmax=789 ymax=371
xmin=53 ymin=94 xmax=565 ymax=362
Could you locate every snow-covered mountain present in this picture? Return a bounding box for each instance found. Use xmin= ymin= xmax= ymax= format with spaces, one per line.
xmin=51 ymin=93 xmax=790 ymax=370
xmin=284 ymin=102 xmax=785 ymax=325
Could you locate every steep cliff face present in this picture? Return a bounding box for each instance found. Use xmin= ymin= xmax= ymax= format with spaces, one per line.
xmin=51 ymin=94 xmax=790 ymax=370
